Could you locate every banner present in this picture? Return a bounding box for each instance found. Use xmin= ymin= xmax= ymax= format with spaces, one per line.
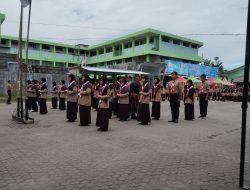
xmin=164 ymin=60 xmax=218 ymax=78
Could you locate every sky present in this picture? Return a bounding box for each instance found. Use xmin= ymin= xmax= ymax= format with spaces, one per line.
xmin=0 ymin=0 xmax=248 ymax=70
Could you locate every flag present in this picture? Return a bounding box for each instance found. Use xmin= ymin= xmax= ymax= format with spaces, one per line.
xmin=81 ymin=54 xmax=87 ymax=67
xmin=20 ymin=0 xmax=31 ymax=8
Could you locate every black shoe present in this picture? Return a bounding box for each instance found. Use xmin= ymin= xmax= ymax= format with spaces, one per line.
xmin=198 ymin=115 xmax=203 ymax=118
xmin=138 ymin=122 xmax=148 ymax=125
xmin=168 ymin=120 xmax=174 ymax=122
xmin=174 ymin=120 xmax=178 ymax=123
xmin=131 ymin=114 xmax=137 ymax=119
xmin=153 ymin=118 xmax=159 ymax=120
xmin=32 ymin=110 xmax=38 ymax=112
xmin=97 ymin=128 xmax=102 ymax=131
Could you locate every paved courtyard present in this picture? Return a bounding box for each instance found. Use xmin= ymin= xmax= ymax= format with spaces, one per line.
xmin=0 ymin=101 xmax=249 ymax=190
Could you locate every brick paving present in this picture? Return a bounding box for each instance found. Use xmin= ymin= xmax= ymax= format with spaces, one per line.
xmin=0 ymin=101 xmax=249 ymax=190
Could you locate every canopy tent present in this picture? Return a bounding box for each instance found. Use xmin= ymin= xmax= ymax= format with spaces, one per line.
xmin=216 ymin=77 xmax=224 ymax=84
xmin=177 ymin=76 xmax=187 ymax=83
xmin=207 ymin=78 xmax=216 ymax=84
xmin=222 ymin=77 xmax=235 ymax=86
xmin=81 ymin=66 xmax=150 ymax=75
xmin=187 ymin=75 xmax=201 ymax=83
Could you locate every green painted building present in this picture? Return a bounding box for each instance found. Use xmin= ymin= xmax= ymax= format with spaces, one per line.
xmin=226 ymin=65 xmax=250 ymax=82
xmin=0 ymin=12 xmax=203 ymax=70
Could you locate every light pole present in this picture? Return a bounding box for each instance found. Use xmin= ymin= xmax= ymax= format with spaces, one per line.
xmin=239 ymin=0 xmax=250 ymax=189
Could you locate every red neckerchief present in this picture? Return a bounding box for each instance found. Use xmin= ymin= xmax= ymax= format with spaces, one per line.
xmin=170 ymin=80 xmax=175 ymax=94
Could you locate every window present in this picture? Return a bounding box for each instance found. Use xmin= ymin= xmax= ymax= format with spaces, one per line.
xmin=135 ymin=38 xmax=146 ymax=46
xmin=90 ymin=51 xmax=97 ymax=56
xmin=0 ymin=39 xmax=7 ymax=45
xmin=98 ymin=49 xmax=104 ymax=55
xmin=28 ymin=42 xmax=38 ymax=49
xmin=56 ymin=46 xmax=64 ymax=53
xmin=125 ymin=58 xmax=132 ymax=63
xmin=114 ymin=45 xmax=122 ymax=56
xmin=68 ymin=48 xmax=74 ymax=54
xmin=42 ymin=44 xmax=51 ymax=51
xmin=114 ymin=59 xmax=122 ymax=64
xmin=106 ymin=47 xmax=112 ymax=53
xmin=29 ymin=60 xmax=40 ymax=66
xmin=183 ymin=42 xmax=189 ymax=47
xmin=12 ymin=40 xmax=19 ymax=46
xmin=55 ymin=62 xmax=66 ymax=68
xmin=191 ymin=44 xmax=198 ymax=49
xmin=42 ymin=61 xmax=53 ymax=66
xmin=124 ymin=42 xmax=132 ymax=49
xmin=173 ymin=40 xmax=180 ymax=45
xmin=107 ymin=61 xmax=113 ymax=66
xmin=68 ymin=63 xmax=76 ymax=67
xmin=80 ymin=50 xmax=85 ymax=55
xmin=162 ymin=36 xmax=170 ymax=43
xmin=149 ymin=37 xmax=154 ymax=44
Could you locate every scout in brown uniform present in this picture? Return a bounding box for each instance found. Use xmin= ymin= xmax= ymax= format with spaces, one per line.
xmin=113 ymin=76 xmax=121 ymax=117
xmin=168 ymin=72 xmax=182 ymax=123
xmin=51 ymin=81 xmax=58 ymax=109
xmin=29 ymin=80 xmax=38 ymax=112
xmin=39 ymin=78 xmax=48 ymax=115
xmin=92 ymin=81 xmax=99 ymax=111
xmin=151 ymin=77 xmax=162 ymax=120
xmin=108 ymin=81 xmax=114 ymax=118
xmin=6 ymin=80 xmax=13 ymax=104
xmin=66 ymin=74 xmax=78 ymax=122
xmin=198 ymin=74 xmax=210 ymax=118
xmin=25 ymin=80 xmax=32 ymax=110
xmin=130 ymin=76 xmax=141 ymax=119
xmin=184 ymin=79 xmax=195 ymax=120
xmin=59 ymin=80 xmax=67 ymax=110
xmin=137 ymin=75 xmax=151 ymax=125
xmin=96 ymin=77 xmax=110 ymax=131
xmin=117 ymin=78 xmax=130 ymax=121
xmin=78 ymin=74 xmax=92 ymax=126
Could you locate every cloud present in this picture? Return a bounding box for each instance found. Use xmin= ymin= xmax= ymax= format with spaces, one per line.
xmin=0 ymin=0 xmax=248 ymax=69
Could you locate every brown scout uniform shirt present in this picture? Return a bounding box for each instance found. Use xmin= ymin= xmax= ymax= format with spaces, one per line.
xmin=78 ymin=81 xmax=92 ymax=106
xmin=98 ymin=85 xmax=110 ymax=109
xmin=139 ymin=82 xmax=151 ymax=104
xmin=152 ymin=84 xmax=162 ymax=102
xmin=39 ymin=83 xmax=48 ymax=99
xmin=118 ymin=84 xmax=129 ymax=105
xmin=67 ymin=81 xmax=78 ymax=102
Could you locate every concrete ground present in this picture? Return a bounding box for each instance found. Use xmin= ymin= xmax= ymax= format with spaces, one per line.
xmin=0 ymin=100 xmax=249 ymax=190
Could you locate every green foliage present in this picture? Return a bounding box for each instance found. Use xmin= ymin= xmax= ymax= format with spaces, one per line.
xmin=202 ymin=57 xmax=227 ymax=77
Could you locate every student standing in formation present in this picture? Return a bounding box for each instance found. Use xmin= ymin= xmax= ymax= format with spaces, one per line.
xmin=184 ymin=79 xmax=195 ymax=120
xmin=137 ymin=75 xmax=151 ymax=125
xmin=6 ymin=80 xmax=13 ymax=104
xmin=168 ymin=72 xmax=182 ymax=124
xmin=151 ymin=77 xmax=162 ymax=120
xmin=66 ymin=74 xmax=78 ymax=122
xmin=25 ymin=80 xmax=32 ymax=110
xmin=117 ymin=78 xmax=130 ymax=121
xmin=51 ymin=81 xmax=58 ymax=109
xmin=96 ymin=77 xmax=110 ymax=131
xmin=29 ymin=80 xmax=38 ymax=112
xmin=198 ymin=74 xmax=210 ymax=118
xmin=59 ymin=80 xmax=67 ymax=110
xmin=39 ymin=78 xmax=48 ymax=115
xmin=108 ymin=81 xmax=114 ymax=119
xmin=113 ymin=76 xmax=121 ymax=117
xmin=78 ymin=74 xmax=92 ymax=127
xmin=92 ymin=81 xmax=99 ymax=111
xmin=130 ymin=76 xmax=141 ymax=119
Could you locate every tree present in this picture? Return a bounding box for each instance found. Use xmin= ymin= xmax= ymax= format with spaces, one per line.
xmin=202 ymin=57 xmax=227 ymax=77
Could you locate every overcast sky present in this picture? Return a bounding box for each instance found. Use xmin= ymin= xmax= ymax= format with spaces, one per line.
xmin=0 ymin=0 xmax=248 ymax=70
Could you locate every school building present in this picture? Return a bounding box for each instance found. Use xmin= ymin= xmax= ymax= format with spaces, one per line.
xmin=0 ymin=12 xmax=203 ymax=74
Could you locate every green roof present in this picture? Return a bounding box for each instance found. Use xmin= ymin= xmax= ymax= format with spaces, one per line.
xmin=89 ymin=28 xmax=203 ymax=49
xmin=1 ymin=35 xmax=88 ymax=50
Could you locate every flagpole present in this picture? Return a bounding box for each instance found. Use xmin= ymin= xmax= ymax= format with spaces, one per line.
xmin=239 ymin=0 xmax=250 ymax=189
